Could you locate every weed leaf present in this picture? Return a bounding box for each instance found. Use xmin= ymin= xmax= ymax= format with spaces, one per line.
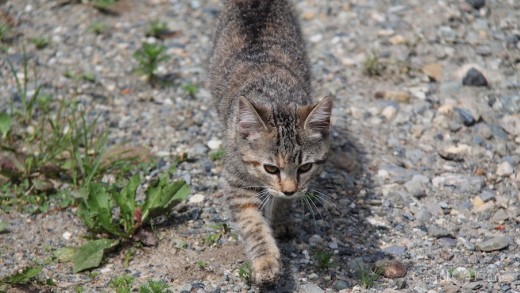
xmin=112 ymin=174 xmax=140 ymax=233
xmin=142 ymin=174 xmax=190 ymax=222
xmin=78 ymin=183 xmax=121 ymax=236
xmin=1 ymin=266 xmax=42 ymax=284
xmin=57 ymin=247 xmax=77 ymax=263
xmin=73 ymin=239 xmax=119 ymax=273
xmin=0 ymin=112 xmax=11 ymax=139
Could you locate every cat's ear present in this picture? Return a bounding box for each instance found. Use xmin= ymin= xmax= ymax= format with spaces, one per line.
xmin=304 ymin=97 xmax=332 ymax=135
xmin=238 ymin=96 xmax=267 ymax=138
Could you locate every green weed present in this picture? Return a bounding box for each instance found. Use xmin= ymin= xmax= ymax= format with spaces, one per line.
xmin=1 ymin=53 xmax=149 ymax=213
xmin=109 ymin=274 xmax=134 ymax=293
xmin=196 ymin=260 xmax=208 ymax=269
xmin=139 ymin=279 xmax=172 ymax=293
xmin=0 ymin=23 xmax=9 ymax=42
xmin=0 ymin=265 xmax=42 ymax=285
xmin=204 ymin=223 xmax=230 ymax=246
xmin=181 ymin=83 xmax=199 ymax=99
xmin=363 ymin=51 xmax=384 ymax=77
xmin=72 ymin=171 xmax=190 ymax=272
xmin=238 ymin=261 xmax=253 ymax=286
xmin=31 ymin=37 xmax=49 ymax=49
xmin=313 ymin=249 xmax=334 ymax=271
xmin=209 ymin=147 xmax=225 ymax=161
xmin=88 ymin=22 xmax=106 ymax=35
xmin=353 ymin=263 xmax=380 ymax=289
xmin=147 ymin=21 xmax=169 ymax=39
xmin=133 ymin=42 xmax=170 ymax=82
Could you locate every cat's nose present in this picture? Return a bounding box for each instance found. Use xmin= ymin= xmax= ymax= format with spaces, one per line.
xmin=283 ymin=191 xmax=296 ymax=196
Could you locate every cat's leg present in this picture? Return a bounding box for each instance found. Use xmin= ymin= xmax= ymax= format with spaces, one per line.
xmin=265 ymin=198 xmax=298 ymax=239
xmin=228 ymin=188 xmax=281 ymax=284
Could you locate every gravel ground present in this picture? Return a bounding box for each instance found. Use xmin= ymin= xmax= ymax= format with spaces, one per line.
xmin=1 ymin=0 xmax=520 ymax=292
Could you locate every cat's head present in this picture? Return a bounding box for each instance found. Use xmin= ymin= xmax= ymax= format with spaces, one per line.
xmin=236 ymin=96 xmax=332 ymax=198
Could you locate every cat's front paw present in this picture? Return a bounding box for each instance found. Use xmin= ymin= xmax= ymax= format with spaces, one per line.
xmin=272 ymin=222 xmax=298 ymax=239
xmin=252 ymin=255 xmax=281 ymax=284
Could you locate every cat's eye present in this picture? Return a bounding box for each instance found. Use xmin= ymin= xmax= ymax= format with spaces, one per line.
xmin=264 ymin=164 xmax=279 ymax=174
xmin=298 ymin=163 xmax=313 ymax=173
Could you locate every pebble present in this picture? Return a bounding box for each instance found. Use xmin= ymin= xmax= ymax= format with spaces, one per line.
xmin=308 ymin=273 xmax=319 ymax=280
xmin=422 ymin=63 xmax=442 ymax=81
xmin=62 ymin=231 xmax=72 ymax=240
xmin=404 ymin=179 xmax=426 ymax=198
xmin=462 ymin=68 xmax=488 ymax=87
xmin=189 ymin=193 xmax=206 ymax=204
xmin=428 ymin=225 xmax=452 ymax=238
xmin=207 ymin=139 xmax=222 ymax=150
xmin=300 ymin=283 xmax=324 ymax=293
xmin=496 ymin=161 xmax=514 ymax=177
xmin=500 ymin=114 xmax=520 ymax=136
xmin=477 ymin=236 xmax=511 ymax=252
xmin=382 ymin=245 xmax=407 ymax=256
xmin=453 ymin=107 xmax=476 ymax=126
xmin=381 ymin=105 xmax=397 ymax=120
xmin=438 ymin=144 xmax=470 ymax=162
xmin=375 ymin=91 xmax=411 ymax=103
xmin=334 ymin=280 xmax=349 ymax=291
xmin=490 ymin=209 xmax=509 ymax=222
xmin=374 ymin=259 xmax=407 ymax=278
xmin=328 ymin=241 xmax=338 ymax=250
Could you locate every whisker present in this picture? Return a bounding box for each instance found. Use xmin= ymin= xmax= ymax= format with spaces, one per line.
xmin=303 ymin=195 xmax=318 ymax=235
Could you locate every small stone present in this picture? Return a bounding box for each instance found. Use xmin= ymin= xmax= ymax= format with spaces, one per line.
xmin=462 ymin=68 xmax=488 ymax=87
xmin=440 ymin=81 xmax=462 ymax=94
xmin=500 ymin=114 xmax=520 ymax=136
xmin=309 ymin=234 xmax=323 ymax=246
xmin=477 ymin=236 xmax=511 ymax=252
xmin=381 ymin=106 xmax=397 ymax=120
xmin=308 ymin=273 xmax=319 ymax=280
xmin=439 ymin=237 xmax=457 ymax=247
xmin=475 ymin=45 xmax=492 ymax=56
xmin=490 ymin=209 xmax=509 ymax=223
xmin=500 ymin=273 xmax=519 ymax=283
xmin=404 ymin=179 xmax=426 ymax=198
xmin=375 ymin=91 xmax=411 ymax=103
xmin=207 ymin=139 xmax=222 ymax=150
xmin=382 ymin=245 xmax=407 ymax=256
xmin=479 ymin=191 xmax=495 ymax=202
xmin=334 ymin=280 xmax=349 ymax=291
xmin=440 ymin=250 xmax=454 ymax=261
xmin=422 ymin=63 xmax=442 ymax=81
xmin=466 ymin=0 xmax=486 ymax=10
xmin=189 ymin=193 xmax=205 ymax=204
xmin=453 ymin=107 xmax=476 ymax=126
xmin=389 ymin=34 xmax=405 ymax=45
xmin=61 ymin=232 xmax=72 ymax=240
xmin=328 ymin=241 xmax=339 ymax=250
xmin=428 ymin=225 xmax=452 ymax=238
xmin=496 ymin=161 xmax=514 ymax=177
xmin=374 ymin=259 xmax=407 ymax=278
xmin=438 ymin=144 xmax=471 ymax=162
xmin=300 ymin=283 xmax=324 ymax=293
xmin=309 ymin=34 xmax=322 ymax=43
xmin=458 ymin=237 xmax=476 ymax=251
xmin=416 ymin=208 xmax=432 ymax=225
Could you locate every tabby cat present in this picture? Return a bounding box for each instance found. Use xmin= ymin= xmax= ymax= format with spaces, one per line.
xmin=209 ymin=0 xmax=332 ymax=284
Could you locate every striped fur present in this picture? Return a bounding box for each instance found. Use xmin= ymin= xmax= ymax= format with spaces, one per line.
xmin=209 ymin=0 xmax=332 ymax=284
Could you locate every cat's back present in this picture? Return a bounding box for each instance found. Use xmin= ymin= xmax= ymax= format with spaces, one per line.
xmin=209 ymin=0 xmax=312 ymax=124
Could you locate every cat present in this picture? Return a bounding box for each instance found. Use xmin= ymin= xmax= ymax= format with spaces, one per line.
xmin=209 ymin=0 xmax=332 ymax=284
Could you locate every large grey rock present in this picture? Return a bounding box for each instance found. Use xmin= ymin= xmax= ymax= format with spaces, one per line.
xmin=477 ymin=236 xmax=511 ymax=252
